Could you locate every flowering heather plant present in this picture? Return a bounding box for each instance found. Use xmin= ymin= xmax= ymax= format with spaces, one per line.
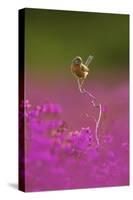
xmin=19 ymin=99 xmax=129 ymax=192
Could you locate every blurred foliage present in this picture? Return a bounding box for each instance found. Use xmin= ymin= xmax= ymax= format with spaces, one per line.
xmin=25 ymin=8 xmax=129 ymax=74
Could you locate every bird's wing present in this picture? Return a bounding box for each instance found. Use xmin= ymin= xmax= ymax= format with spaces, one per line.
xmin=81 ymin=63 xmax=89 ymax=72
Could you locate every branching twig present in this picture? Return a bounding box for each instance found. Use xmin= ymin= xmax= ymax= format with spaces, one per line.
xmin=78 ymin=83 xmax=101 ymax=146
xmin=95 ymin=103 xmax=102 ymax=146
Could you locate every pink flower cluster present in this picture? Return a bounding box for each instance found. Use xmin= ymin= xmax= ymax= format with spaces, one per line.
xmin=19 ymin=100 xmax=129 ymax=192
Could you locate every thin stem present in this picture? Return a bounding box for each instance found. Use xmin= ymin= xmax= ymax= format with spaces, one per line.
xmin=83 ymin=88 xmax=96 ymax=100
xmin=95 ymin=104 xmax=102 ymax=146
xmin=78 ymin=79 xmax=101 ymax=146
xmin=77 ymin=79 xmax=84 ymax=93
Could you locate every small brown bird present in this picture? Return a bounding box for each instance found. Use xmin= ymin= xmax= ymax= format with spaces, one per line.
xmin=71 ymin=55 xmax=93 ymax=92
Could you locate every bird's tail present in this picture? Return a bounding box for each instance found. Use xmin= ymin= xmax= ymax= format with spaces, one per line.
xmin=85 ymin=55 xmax=94 ymax=67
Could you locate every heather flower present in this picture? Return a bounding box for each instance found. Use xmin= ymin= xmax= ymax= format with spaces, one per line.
xmin=20 ymin=99 xmax=129 ymax=191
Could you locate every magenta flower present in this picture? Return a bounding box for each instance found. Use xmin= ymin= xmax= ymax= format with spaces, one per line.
xmin=19 ymin=100 xmax=129 ymax=192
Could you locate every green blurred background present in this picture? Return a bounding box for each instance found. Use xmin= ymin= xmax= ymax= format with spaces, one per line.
xmin=24 ymin=8 xmax=129 ymax=130
xmin=25 ymin=8 xmax=129 ymax=78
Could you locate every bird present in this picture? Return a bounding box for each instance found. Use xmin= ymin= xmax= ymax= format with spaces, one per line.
xmin=71 ymin=55 xmax=93 ymax=92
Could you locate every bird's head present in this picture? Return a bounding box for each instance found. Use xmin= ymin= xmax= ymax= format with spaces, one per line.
xmin=72 ymin=56 xmax=82 ymax=65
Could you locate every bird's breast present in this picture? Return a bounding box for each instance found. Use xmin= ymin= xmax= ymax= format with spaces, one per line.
xmin=71 ymin=64 xmax=87 ymax=78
